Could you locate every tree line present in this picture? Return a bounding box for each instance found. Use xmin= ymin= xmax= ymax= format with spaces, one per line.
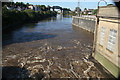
xmin=2 ymin=2 xmax=52 ymax=11
xmin=2 ymin=2 xmax=57 ymax=30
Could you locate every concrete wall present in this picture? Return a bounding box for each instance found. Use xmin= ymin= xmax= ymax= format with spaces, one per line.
xmin=94 ymin=18 xmax=120 ymax=78
xmin=72 ymin=16 xmax=96 ymax=33
xmin=118 ymin=21 xmax=120 ymax=77
xmin=97 ymin=6 xmax=119 ymax=18
xmin=92 ymin=5 xmax=120 ymax=78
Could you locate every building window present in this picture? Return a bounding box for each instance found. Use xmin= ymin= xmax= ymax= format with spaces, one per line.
xmin=107 ymin=29 xmax=117 ymax=52
xmin=100 ymin=27 xmax=105 ymax=46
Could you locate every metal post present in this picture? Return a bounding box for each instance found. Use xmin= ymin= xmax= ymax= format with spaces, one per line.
xmin=77 ymin=0 xmax=80 ymax=16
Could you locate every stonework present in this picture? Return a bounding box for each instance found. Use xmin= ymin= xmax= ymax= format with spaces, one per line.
xmin=72 ymin=16 xmax=96 ymax=33
xmin=93 ymin=5 xmax=120 ymax=78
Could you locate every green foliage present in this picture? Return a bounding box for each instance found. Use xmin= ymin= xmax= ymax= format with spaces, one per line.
xmin=107 ymin=4 xmax=114 ymax=6
xmin=26 ymin=3 xmax=30 ymax=7
xmin=47 ymin=5 xmax=51 ymax=11
xmin=84 ymin=8 xmax=87 ymax=10
xmin=74 ymin=7 xmax=81 ymax=12
xmin=2 ymin=2 xmax=57 ymax=29
xmin=2 ymin=2 xmax=14 ymax=7
xmin=93 ymin=9 xmax=98 ymax=15
xmin=36 ymin=5 xmax=47 ymax=11
xmin=69 ymin=11 xmax=77 ymax=16
xmin=2 ymin=2 xmax=52 ymax=12
xmin=24 ymin=9 xmax=36 ymax=21
xmin=2 ymin=6 xmax=57 ymax=28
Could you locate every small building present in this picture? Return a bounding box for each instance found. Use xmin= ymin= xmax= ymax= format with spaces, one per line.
xmin=87 ymin=9 xmax=94 ymax=15
xmin=34 ymin=5 xmax=42 ymax=11
xmin=34 ymin=5 xmax=38 ymax=11
xmin=6 ymin=5 xmax=14 ymax=10
xmin=28 ymin=5 xmax=35 ymax=10
xmin=57 ymin=10 xmax=62 ymax=14
xmin=83 ymin=9 xmax=94 ymax=15
xmin=92 ymin=5 xmax=120 ymax=78
xmin=28 ymin=5 xmax=42 ymax=11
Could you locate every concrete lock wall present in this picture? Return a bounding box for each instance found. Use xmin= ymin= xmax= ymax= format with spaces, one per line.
xmin=72 ymin=16 xmax=96 ymax=33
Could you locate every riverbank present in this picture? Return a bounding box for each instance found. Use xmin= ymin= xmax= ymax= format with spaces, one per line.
xmin=2 ymin=7 xmax=57 ymax=31
xmin=2 ymin=15 xmax=114 ymax=79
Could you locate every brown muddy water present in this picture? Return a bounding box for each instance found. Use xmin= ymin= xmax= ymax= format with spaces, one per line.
xmin=2 ymin=15 xmax=113 ymax=79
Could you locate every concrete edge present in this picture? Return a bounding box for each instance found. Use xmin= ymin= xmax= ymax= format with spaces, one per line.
xmin=94 ymin=51 xmax=120 ymax=78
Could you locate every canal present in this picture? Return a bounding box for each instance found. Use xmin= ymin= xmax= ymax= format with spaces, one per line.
xmin=2 ymin=14 xmax=110 ymax=79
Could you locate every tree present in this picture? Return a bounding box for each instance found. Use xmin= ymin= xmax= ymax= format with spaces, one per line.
xmin=40 ymin=5 xmax=47 ymax=11
xmin=20 ymin=2 xmax=25 ymax=7
xmin=15 ymin=2 xmax=21 ymax=6
xmin=84 ymin=8 xmax=87 ymax=11
xmin=93 ymin=9 xmax=98 ymax=15
xmin=107 ymin=4 xmax=114 ymax=6
xmin=2 ymin=2 xmax=7 ymax=7
xmin=74 ymin=7 xmax=81 ymax=12
xmin=26 ymin=3 xmax=30 ymax=7
xmin=47 ymin=5 xmax=51 ymax=11
xmin=2 ymin=2 xmax=14 ymax=7
xmin=83 ymin=8 xmax=88 ymax=15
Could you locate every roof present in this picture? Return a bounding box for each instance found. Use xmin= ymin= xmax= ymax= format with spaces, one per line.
xmin=88 ymin=9 xmax=94 ymax=11
xmin=97 ymin=5 xmax=119 ymax=18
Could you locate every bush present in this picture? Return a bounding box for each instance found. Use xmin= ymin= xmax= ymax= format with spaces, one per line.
xmin=24 ymin=9 xmax=36 ymax=21
xmin=2 ymin=6 xmax=57 ymax=30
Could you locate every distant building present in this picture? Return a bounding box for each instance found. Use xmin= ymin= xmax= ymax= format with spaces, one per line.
xmin=34 ymin=5 xmax=42 ymax=11
xmin=57 ymin=10 xmax=62 ymax=14
xmin=17 ymin=6 xmax=21 ymax=11
xmin=87 ymin=9 xmax=94 ymax=15
xmin=83 ymin=9 xmax=94 ymax=15
xmin=5 ymin=5 xmax=26 ymax=11
xmin=74 ymin=7 xmax=82 ymax=16
xmin=28 ymin=5 xmax=35 ymax=10
xmin=16 ymin=6 xmax=26 ymax=11
xmin=92 ymin=5 xmax=120 ymax=78
xmin=6 ymin=5 xmax=14 ymax=10
xmin=28 ymin=5 xmax=42 ymax=11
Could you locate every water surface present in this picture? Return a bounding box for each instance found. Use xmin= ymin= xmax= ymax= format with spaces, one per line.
xmin=3 ymin=14 xmax=93 ymax=46
xmin=2 ymin=14 xmax=105 ymax=79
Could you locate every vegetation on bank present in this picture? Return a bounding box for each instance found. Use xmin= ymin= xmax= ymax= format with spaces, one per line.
xmin=69 ymin=11 xmax=77 ymax=16
xmin=92 ymin=9 xmax=98 ymax=15
xmin=2 ymin=3 xmax=57 ymax=30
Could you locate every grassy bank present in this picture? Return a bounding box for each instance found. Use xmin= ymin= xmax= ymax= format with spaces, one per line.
xmin=2 ymin=6 xmax=57 ymax=31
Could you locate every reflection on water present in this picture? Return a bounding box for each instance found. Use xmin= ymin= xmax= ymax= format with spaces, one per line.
xmin=2 ymin=14 xmax=112 ymax=79
xmin=3 ymin=14 xmax=93 ymax=47
xmin=63 ymin=15 xmax=72 ymax=18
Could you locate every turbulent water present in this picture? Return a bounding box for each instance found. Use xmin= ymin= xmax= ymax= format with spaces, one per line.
xmin=2 ymin=14 xmax=111 ymax=79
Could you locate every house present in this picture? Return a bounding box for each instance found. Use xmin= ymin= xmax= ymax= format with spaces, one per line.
xmin=15 ymin=6 xmax=25 ymax=11
xmin=6 ymin=5 xmax=14 ymax=10
xmin=28 ymin=5 xmax=42 ymax=11
xmin=87 ymin=9 xmax=94 ymax=15
xmin=57 ymin=10 xmax=62 ymax=14
xmin=28 ymin=5 xmax=35 ymax=10
xmin=34 ymin=5 xmax=42 ymax=11
xmin=92 ymin=5 xmax=120 ymax=78
xmin=83 ymin=9 xmax=94 ymax=15
xmin=74 ymin=7 xmax=82 ymax=16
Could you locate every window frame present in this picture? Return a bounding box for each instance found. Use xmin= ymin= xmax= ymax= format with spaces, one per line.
xmin=107 ymin=29 xmax=117 ymax=52
xmin=99 ymin=27 xmax=105 ymax=46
